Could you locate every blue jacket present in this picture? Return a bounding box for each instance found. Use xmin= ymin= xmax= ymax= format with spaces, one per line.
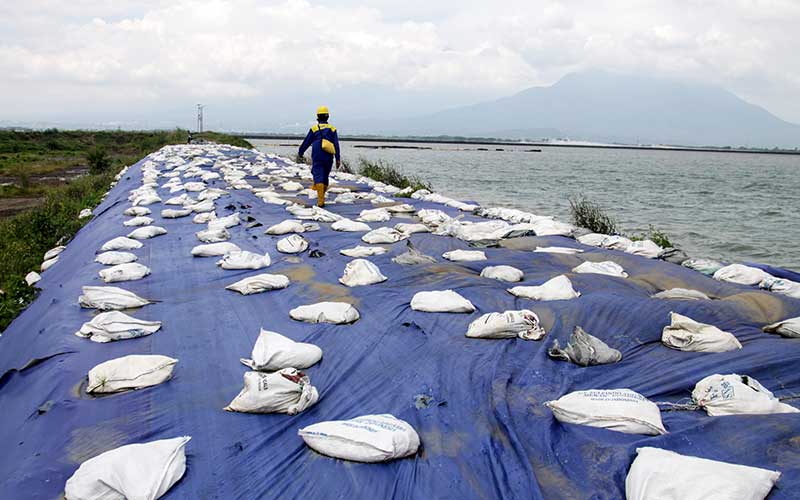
xmin=298 ymin=123 xmax=341 ymax=167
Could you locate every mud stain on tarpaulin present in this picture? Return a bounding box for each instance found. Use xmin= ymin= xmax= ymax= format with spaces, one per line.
xmin=529 ymin=455 xmax=585 ymax=500
xmin=629 ymin=272 xmax=694 ymax=293
xmin=722 ymin=291 xmax=786 ymax=324
xmin=418 ymin=428 xmax=491 ymax=500
xmin=769 ymin=435 xmax=800 ymax=469
xmin=65 ymin=421 xmax=130 ymax=464
xmin=278 ymin=264 xmax=358 ymax=304
xmin=415 ymin=263 xmax=481 ymax=287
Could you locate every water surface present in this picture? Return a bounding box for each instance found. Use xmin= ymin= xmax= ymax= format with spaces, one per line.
xmin=251 ymin=139 xmax=800 ymax=270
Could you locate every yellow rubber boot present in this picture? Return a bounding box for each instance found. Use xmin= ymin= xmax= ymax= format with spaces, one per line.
xmin=315 ymin=183 xmax=326 ymax=207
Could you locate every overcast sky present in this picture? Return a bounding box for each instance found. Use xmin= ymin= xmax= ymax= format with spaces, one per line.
xmin=2 ymin=0 xmax=799 ymax=130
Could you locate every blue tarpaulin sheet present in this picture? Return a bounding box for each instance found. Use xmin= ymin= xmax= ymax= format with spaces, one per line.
xmin=1 ymin=146 xmax=799 ymax=499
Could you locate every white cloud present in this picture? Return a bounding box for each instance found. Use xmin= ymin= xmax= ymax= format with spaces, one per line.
xmin=1 ymin=0 xmax=798 ymax=127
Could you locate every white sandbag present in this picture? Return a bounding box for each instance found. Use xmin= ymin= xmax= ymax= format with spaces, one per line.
xmin=123 ymin=206 xmax=151 ymax=216
xmin=682 ymin=258 xmax=725 ymax=276
xmin=480 ymin=265 xmax=523 ymax=282
xmin=164 ymin=194 xmax=190 ymax=205
xmin=87 ymin=355 xmax=177 ymax=394
xmin=395 ymin=223 xmax=429 ymax=234
xmin=123 ymin=216 xmax=154 ymax=227
xmin=625 ymin=447 xmax=781 ymax=500
xmin=362 ymin=227 xmax=408 ymax=244
xmin=289 ymin=302 xmax=360 ymax=324
xmin=692 ymin=373 xmax=798 ymax=416
xmin=75 ymin=311 xmax=161 ymax=343
xmin=64 ymin=436 xmax=191 ymax=500
xmin=759 ymin=276 xmax=800 ymax=299
xmin=217 ymin=250 xmax=271 ymax=270
xmin=339 ymin=259 xmax=388 ymax=287
xmin=466 ymin=310 xmax=545 ymax=340
xmin=132 ymin=193 xmax=161 ymax=206
xmin=101 ymin=236 xmax=143 ymax=251
xmin=661 ymin=312 xmax=742 ymax=352
xmin=410 ymin=290 xmax=475 ymax=313
xmin=193 ymin=211 xmax=216 ymax=224
xmin=207 ymin=212 xmax=240 ymax=230
xmin=546 ymin=389 xmax=666 ymax=435
xmin=508 ymin=275 xmax=580 ymax=301
xmin=25 ymin=271 xmax=41 ymax=286
xmin=576 ymin=233 xmax=607 ymax=246
xmin=266 ymin=219 xmax=306 ymax=235
xmin=240 ymin=329 xmax=322 ymax=371
xmin=225 ymin=368 xmax=319 ymax=415
xmin=196 ymin=227 xmax=230 ymax=243
xmin=357 ymin=208 xmax=391 ymax=222
xmin=331 ymin=218 xmax=371 ymax=232
xmin=652 ymin=288 xmax=711 ymax=300
xmin=99 ymin=263 xmax=151 ymax=283
xmin=277 ymin=234 xmax=309 ymax=254
xmin=225 ymin=273 xmax=290 ymax=295
xmin=79 ymin=286 xmax=150 ymax=310
xmin=533 ymin=246 xmax=584 ymax=254
xmin=127 ymin=226 xmax=167 ymax=240
xmin=95 ymin=251 xmax=137 ymax=266
xmin=340 ymin=245 xmax=388 ymax=257
xmin=625 ymin=239 xmax=662 ymax=258
xmin=43 ymin=245 xmax=66 ymax=261
xmin=713 ymin=264 xmax=772 ymax=286
xmin=298 ymin=414 xmax=420 ymax=463
xmin=41 ymin=256 xmax=59 ymax=272
xmin=763 ymin=317 xmax=800 ymax=338
xmin=191 ymin=242 xmax=240 ymax=257
xmin=392 ymin=242 xmax=436 ymax=264
xmin=161 ymin=208 xmax=192 ymax=219
xmin=600 ymin=235 xmax=633 ymax=251
xmin=386 ymin=203 xmax=415 ymax=213
xmin=187 ymin=200 xmax=215 ymax=213
xmin=572 ymin=260 xmax=628 ymax=278
xmin=183 ymin=181 xmax=206 ymax=192
xmin=530 ymin=219 xmax=574 ymax=236
xmin=78 ymin=208 xmax=93 ymax=218
xmin=442 ymin=249 xmax=487 ymax=262
xmin=548 ymin=326 xmax=622 ymax=366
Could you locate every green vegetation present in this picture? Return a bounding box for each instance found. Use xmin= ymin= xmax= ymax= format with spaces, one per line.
xmin=338 ymin=158 xmax=355 ymax=174
xmin=632 ymin=224 xmax=674 ymax=248
xmin=0 ymin=172 xmax=114 ymax=330
xmin=87 ymin=146 xmax=112 ymax=174
xmin=570 ymin=194 xmax=675 ymax=248
xmin=0 ymin=129 xmax=247 ymax=331
xmin=195 ymin=131 xmax=253 ymax=149
xmin=569 ymin=195 xmax=619 ymax=235
xmin=356 ymin=157 xmax=432 ymax=193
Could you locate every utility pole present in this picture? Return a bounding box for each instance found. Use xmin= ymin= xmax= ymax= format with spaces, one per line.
xmin=196 ymin=104 xmax=204 ymax=133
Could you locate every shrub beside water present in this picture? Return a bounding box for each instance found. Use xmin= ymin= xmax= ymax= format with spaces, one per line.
xmin=569 ymin=195 xmax=619 ymax=235
xmin=569 ymin=194 xmax=674 ymax=248
xmin=632 ymin=225 xmax=673 ymax=248
xmin=357 ymin=158 xmax=432 ymax=193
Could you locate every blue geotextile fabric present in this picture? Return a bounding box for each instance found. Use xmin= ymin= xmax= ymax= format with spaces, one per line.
xmin=1 ymin=147 xmax=799 ymax=500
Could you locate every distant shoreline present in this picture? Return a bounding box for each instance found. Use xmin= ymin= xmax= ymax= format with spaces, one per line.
xmin=242 ymin=133 xmax=800 ymax=156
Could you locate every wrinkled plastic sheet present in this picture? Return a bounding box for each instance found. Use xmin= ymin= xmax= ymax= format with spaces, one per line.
xmin=1 ymin=148 xmax=799 ymax=499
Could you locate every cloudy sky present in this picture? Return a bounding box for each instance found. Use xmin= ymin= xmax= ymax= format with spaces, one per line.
xmin=2 ymin=0 xmax=799 ymax=130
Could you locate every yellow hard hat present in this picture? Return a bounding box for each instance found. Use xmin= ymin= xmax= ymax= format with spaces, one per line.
xmin=316 ymin=105 xmax=329 ymax=115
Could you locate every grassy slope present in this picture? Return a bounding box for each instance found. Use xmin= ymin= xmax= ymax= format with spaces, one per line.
xmin=0 ymin=129 xmax=247 ymax=332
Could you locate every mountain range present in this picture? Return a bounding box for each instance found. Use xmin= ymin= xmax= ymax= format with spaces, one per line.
xmin=344 ymin=70 xmax=800 ymax=148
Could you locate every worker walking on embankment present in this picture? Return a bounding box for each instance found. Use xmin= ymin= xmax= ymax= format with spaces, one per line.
xmin=298 ymin=106 xmax=341 ymax=207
